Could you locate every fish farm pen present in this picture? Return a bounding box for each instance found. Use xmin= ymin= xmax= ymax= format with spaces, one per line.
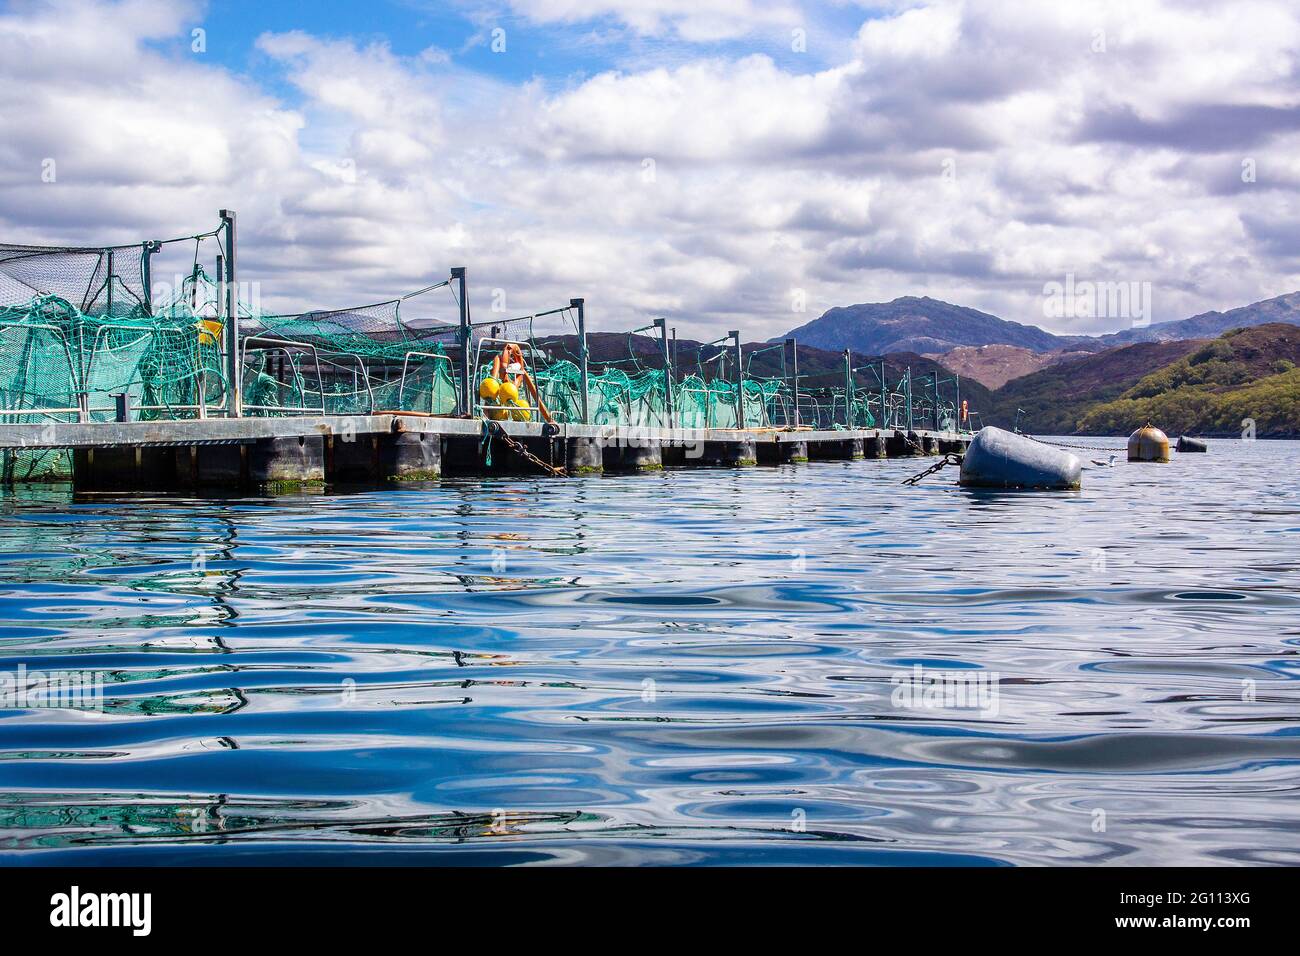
xmin=0 ymin=212 xmax=971 ymax=489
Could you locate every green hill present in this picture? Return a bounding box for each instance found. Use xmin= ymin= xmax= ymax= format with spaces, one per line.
xmin=987 ymin=339 xmax=1205 ymax=434
xmin=1076 ymin=324 xmax=1300 ymax=437
xmin=988 ymin=324 xmax=1300 ymax=436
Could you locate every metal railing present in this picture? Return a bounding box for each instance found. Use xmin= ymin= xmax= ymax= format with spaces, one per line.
xmin=471 ymin=337 xmax=546 ymax=421
xmin=239 ymin=335 xmax=327 ymax=416
xmin=1 ymin=312 xmax=984 ymax=432
xmin=397 ymin=351 xmax=457 ymax=415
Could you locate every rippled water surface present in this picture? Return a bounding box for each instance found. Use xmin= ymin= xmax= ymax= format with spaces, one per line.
xmin=1 ymin=439 xmax=1298 ymax=865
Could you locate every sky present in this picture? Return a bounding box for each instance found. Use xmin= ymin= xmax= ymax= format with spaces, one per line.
xmin=1 ymin=0 xmax=1299 ymax=340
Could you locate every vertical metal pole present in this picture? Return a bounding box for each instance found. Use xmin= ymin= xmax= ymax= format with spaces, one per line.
xmin=105 ymin=249 xmax=115 ymax=315
xmin=215 ymin=250 xmax=225 ymax=420
xmin=672 ymin=326 xmax=679 ymax=424
xmin=653 ymin=317 xmax=673 ymax=427
xmin=571 ymin=297 xmax=589 ymax=424
xmin=211 ymin=249 xmax=224 ymax=421
xmin=219 ymin=209 xmax=241 ymax=417
xmin=906 ymin=366 xmax=913 ymax=431
xmin=880 ymin=361 xmax=887 ymax=429
xmin=933 ymin=374 xmax=941 ymax=431
xmin=785 ymin=338 xmax=799 ymax=428
xmin=955 ymin=374 xmax=962 ymax=433
xmin=141 ymin=241 xmax=160 ymax=315
xmin=843 ymin=349 xmax=853 ymax=428
xmin=729 ymin=330 xmax=742 ymax=428
xmin=451 ymin=267 xmax=469 ymax=416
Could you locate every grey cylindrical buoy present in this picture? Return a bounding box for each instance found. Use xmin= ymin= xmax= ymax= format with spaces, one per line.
xmin=959 ymin=427 xmax=1082 ymax=489
xmin=1176 ymin=436 xmax=1207 ymax=453
xmin=1128 ymin=422 xmax=1170 ymax=462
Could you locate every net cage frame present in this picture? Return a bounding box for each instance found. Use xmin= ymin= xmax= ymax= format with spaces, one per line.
xmin=230 ymin=279 xmax=464 ymax=419
xmin=0 ymin=229 xmax=234 ymax=423
xmin=0 ymin=224 xmax=976 ymax=433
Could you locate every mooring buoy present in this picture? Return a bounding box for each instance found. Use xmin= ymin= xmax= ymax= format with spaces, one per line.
xmin=959 ymin=427 xmax=1082 ymax=490
xmin=1176 ymin=436 xmax=1207 ymax=453
xmin=1128 ymin=422 xmax=1170 ymax=462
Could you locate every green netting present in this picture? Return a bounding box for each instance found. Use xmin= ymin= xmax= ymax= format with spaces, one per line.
xmin=0 ymin=283 xmax=953 ymax=433
xmin=0 ymin=241 xmax=151 ymax=315
xmin=237 ymin=282 xmax=469 ymax=417
xmin=238 ymin=346 xmax=459 ymax=417
xmin=0 ymin=234 xmax=962 ymax=434
xmin=472 ymin=321 xmax=790 ymax=429
xmin=0 ymin=263 xmax=468 ymax=422
xmin=0 ymin=284 xmax=227 ymax=423
xmin=473 ymin=350 xmax=787 ymax=428
xmin=0 ymin=448 xmax=72 ymax=481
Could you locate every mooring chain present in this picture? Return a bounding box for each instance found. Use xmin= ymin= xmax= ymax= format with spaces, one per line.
xmin=482 ymin=419 xmax=568 ymax=477
xmin=1022 ymin=433 xmax=1118 ymax=453
xmin=902 ymin=453 xmax=963 ymax=485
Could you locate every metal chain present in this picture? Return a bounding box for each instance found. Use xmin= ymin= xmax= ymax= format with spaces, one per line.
xmin=483 ymin=420 xmax=568 ymax=477
xmin=902 ymin=453 xmax=963 ymax=485
xmin=1022 ymin=433 xmax=1121 ymax=453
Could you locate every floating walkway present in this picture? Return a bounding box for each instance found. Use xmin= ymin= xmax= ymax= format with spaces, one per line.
xmin=0 ymin=416 xmax=969 ymax=490
xmin=1 ymin=210 xmax=977 ymax=490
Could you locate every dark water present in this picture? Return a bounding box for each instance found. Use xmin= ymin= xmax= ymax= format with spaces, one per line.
xmin=1 ymin=438 xmax=1298 ymax=866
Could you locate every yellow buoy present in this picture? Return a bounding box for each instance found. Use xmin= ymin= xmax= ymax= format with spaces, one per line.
xmin=509 ymin=397 xmax=531 ymax=421
xmin=1127 ymin=422 xmax=1170 ymax=462
xmin=486 ymin=406 xmax=508 ymax=421
xmin=499 ymin=380 xmax=519 ymax=403
xmin=479 ymin=377 xmax=500 ymax=401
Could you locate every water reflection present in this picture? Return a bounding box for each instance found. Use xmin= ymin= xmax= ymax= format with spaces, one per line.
xmin=1 ymin=440 xmax=1298 ymax=864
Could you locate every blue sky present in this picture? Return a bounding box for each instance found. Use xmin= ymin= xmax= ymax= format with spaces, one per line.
xmin=2 ymin=0 xmax=1298 ymax=339
xmin=172 ymin=0 xmax=865 ymax=87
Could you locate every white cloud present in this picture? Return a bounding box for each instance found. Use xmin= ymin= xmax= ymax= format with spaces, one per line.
xmin=534 ymin=55 xmax=844 ymax=161
xmin=504 ymin=0 xmax=803 ymax=42
xmin=1 ymin=0 xmax=1299 ymax=340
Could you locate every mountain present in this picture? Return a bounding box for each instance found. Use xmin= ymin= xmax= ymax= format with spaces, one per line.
xmin=987 ymin=324 xmax=1300 ymax=436
xmin=777 ymin=293 xmax=1300 ymax=382
xmin=987 ymin=339 xmax=1206 ymax=434
xmin=1075 ymin=324 xmax=1300 ymax=437
xmin=778 ymin=296 xmax=1067 ymax=356
xmin=1094 ymin=291 xmax=1300 ymax=347
xmin=923 ymin=344 xmax=1095 ymax=389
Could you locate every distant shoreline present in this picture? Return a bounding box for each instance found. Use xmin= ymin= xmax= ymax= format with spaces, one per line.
xmin=1026 ymin=432 xmax=1299 ymax=440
